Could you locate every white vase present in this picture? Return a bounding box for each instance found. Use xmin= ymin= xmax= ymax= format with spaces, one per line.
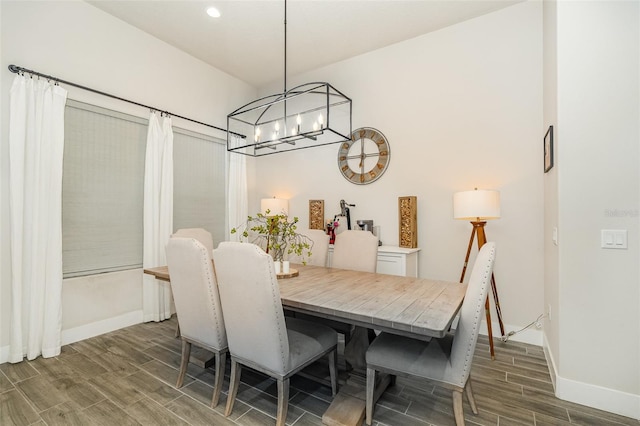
xmin=282 ymin=261 xmax=290 ymax=274
xmin=274 ymin=260 xmax=281 ymax=274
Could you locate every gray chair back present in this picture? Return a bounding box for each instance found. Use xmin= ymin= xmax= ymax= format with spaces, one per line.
xmin=165 ymin=237 xmax=227 ymax=350
xmin=332 ymin=230 xmax=378 ymax=273
xmin=288 ymin=228 xmax=330 ymax=267
xmin=172 ymin=228 xmax=213 ymax=258
xmin=449 ymin=242 xmax=496 ymax=386
xmin=213 ymin=242 xmax=290 ymax=374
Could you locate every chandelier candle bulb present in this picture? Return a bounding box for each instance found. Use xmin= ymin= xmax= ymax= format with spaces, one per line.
xmin=318 ymin=114 xmax=324 ymax=128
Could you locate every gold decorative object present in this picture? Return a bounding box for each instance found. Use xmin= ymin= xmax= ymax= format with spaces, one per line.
xmin=309 ymin=200 xmax=325 ymax=230
xmin=399 ymin=196 xmax=417 ymax=248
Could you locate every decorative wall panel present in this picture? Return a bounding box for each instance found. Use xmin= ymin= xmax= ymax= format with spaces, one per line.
xmin=399 ymin=196 xmax=418 ymax=248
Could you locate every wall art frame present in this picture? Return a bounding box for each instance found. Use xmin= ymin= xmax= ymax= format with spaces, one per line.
xmin=308 ymin=200 xmax=325 ymax=230
xmin=544 ymin=125 xmax=554 ymax=173
xmin=399 ymin=196 xmax=418 ymax=248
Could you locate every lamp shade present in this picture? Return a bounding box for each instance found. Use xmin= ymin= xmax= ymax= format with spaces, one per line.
xmin=453 ymin=189 xmax=500 ymax=220
xmin=261 ymin=197 xmax=289 ymax=216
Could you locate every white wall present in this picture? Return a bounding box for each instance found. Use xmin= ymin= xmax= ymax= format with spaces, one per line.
xmin=542 ymin=0 xmax=560 ymax=388
xmin=552 ymin=0 xmax=639 ymax=418
xmin=250 ymin=2 xmax=544 ymax=343
xmin=0 ymin=0 xmax=256 ymax=359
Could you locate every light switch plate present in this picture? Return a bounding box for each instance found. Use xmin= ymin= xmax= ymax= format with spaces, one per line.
xmin=601 ymin=229 xmax=627 ymax=249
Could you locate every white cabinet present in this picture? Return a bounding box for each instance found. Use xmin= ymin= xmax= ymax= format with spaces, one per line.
xmin=327 ymin=245 xmax=420 ymax=277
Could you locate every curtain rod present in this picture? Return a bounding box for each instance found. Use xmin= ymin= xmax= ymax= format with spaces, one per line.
xmin=8 ymin=64 xmax=245 ymax=138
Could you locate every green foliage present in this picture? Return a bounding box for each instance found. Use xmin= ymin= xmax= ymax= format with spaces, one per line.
xmin=230 ymin=210 xmax=313 ymax=265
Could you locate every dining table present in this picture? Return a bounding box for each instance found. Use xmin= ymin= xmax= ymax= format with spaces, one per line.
xmin=144 ymin=262 xmax=467 ymax=426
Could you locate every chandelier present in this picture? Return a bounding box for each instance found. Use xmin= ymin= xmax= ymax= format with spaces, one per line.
xmin=227 ymin=1 xmax=352 ymax=156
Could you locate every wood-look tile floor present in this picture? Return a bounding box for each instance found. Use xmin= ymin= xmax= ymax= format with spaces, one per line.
xmin=1 ymin=316 xmax=638 ymax=426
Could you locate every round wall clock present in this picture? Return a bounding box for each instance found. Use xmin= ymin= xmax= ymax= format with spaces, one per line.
xmin=338 ymin=127 xmax=390 ymax=185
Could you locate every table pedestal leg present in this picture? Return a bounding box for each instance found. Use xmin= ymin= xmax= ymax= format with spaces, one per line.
xmin=322 ymin=327 xmax=390 ymax=426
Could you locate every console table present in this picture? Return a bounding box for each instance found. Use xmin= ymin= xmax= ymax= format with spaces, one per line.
xmin=327 ymin=245 xmax=420 ymax=277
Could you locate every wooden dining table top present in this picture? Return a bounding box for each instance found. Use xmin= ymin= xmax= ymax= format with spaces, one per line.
xmin=144 ymin=263 xmax=466 ymax=340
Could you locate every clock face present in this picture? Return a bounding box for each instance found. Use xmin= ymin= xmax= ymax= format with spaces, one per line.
xmin=338 ymin=127 xmax=390 ymax=185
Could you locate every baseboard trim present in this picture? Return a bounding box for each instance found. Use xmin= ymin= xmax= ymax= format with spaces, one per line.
xmin=60 ymin=310 xmax=144 ymax=346
xmin=543 ymin=332 xmax=639 ymax=420
xmin=479 ymin=319 xmax=543 ymax=346
xmin=556 ymin=373 xmax=639 ymax=420
xmin=542 ymin=332 xmax=558 ymax=390
xmin=0 ymin=345 xmax=9 ymax=364
xmin=0 ymin=310 xmax=144 ymax=364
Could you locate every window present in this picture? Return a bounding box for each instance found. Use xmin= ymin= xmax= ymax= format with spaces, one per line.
xmin=62 ymin=100 xmax=226 ymax=278
xmin=173 ymin=128 xmax=226 ymax=244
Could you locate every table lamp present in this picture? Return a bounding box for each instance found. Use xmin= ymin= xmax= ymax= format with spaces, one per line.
xmin=453 ymin=188 xmax=504 ymax=359
xmin=261 ymin=197 xmax=289 ymax=217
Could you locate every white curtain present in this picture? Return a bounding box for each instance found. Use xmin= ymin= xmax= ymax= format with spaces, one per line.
xmin=227 ymin=136 xmax=248 ymax=241
xmin=142 ymin=112 xmax=174 ymax=322
xmin=8 ymin=75 xmax=68 ymax=362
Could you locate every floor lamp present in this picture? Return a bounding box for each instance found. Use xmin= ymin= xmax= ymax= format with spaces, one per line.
xmin=454 ymin=188 xmax=505 ymax=359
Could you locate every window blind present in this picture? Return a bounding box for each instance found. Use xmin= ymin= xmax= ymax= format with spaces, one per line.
xmin=62 ymin=100 xmax=226 ymax=278
xmin=62 ymin=100 xmax=146 ymax=277
xmin=172 ymin=127 xmax=226 ymax=246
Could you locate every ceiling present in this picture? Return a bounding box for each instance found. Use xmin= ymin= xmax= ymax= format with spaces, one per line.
xmin=87 ymin=0 xmax=520 ymax=88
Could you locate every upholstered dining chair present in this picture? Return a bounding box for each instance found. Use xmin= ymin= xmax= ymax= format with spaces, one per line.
xmin=319 ymin=230 xmax=379 ymax=345
xmin=365 ymin=242 xmax=496 ymax=426
xmin=172 ymin=227 xmax=213 ymax=258
xmin=213 ymin=242 xmax=338 ymax=426
xmin=165 ymin=237 xmax=228 ymax=408
xmin=171 ymin=228 xmax=214 ymax=336
xmin=287 ymin=228 xmax=330 ymax=267
xmin=331 ymin=230 xmax=378 ymax=273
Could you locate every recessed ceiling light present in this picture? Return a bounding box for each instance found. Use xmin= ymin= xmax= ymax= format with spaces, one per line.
xmin=206 ymin=7 xmax=221 ymax=18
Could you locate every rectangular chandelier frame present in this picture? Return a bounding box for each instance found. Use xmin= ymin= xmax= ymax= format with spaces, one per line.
xmin=227 ymin=82 xmax=352 ymax=157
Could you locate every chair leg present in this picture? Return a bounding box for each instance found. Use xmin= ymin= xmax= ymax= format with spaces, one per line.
xmin=452 ymin=389 xmax=465 ymax=426
xmin=365 ymin=367 xmax=376 ymax=426
xmin=225 ymin=359 xmax=242 ymax=417
xmin=464 ymin=379 xmax=478 ymax=415
xmin=176 ymin=340 xmax=191 ymax=388
xmin=276 ymin=378 xmax=290 ymax=426
xmin=328 ymin=349 xmax=338 ymax=396
xmin=390 ymin=374 xmax=397 ymax=387
xmin=211 ymin=351 xmax=226 ymax=408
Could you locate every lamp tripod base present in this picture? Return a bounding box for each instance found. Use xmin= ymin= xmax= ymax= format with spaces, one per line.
xmin=460 ymin=221 xmax=505 ymax=360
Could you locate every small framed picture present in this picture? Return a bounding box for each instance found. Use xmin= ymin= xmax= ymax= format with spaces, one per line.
xmin=544 ymin=125 xmax=554 ymax=173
